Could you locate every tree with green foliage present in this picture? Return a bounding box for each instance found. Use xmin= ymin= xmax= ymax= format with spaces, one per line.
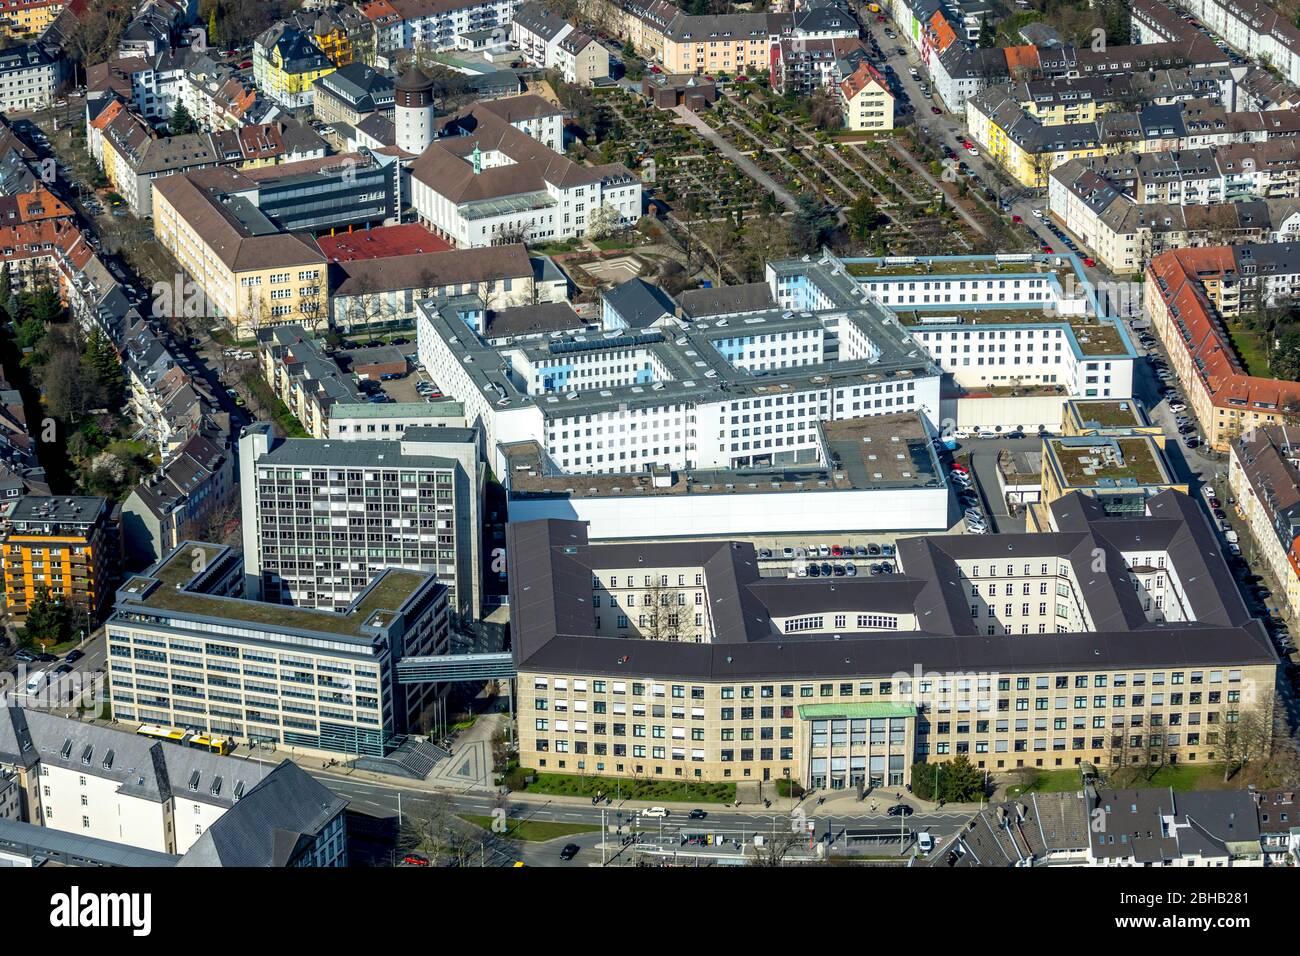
xmin=1271 ymin=328 xmax=1300 ymax=381
xmin=83 ymin=327 xmax=124 ymax=407
xmin=207 ymin=5 xmax=221 ymax=48
xmin=170 ymin=101 xmax=197 ymax=136
xmin=15 ymin=317 xmax=45 ymax=351
xmin=845 ymin=194 xmax=881 ymax=243
xmin=788 ymin=194 xmax=834 ymax=253
xmin=19 ymin=585 xmax=70 ymax=650
xmin=941 ymin=754 xmax=985 ymax=803
xmin=977 ymin=15 xmax=995 ymax=48
xmin=22 ymin=280 xmax=63 ymax=326
xmin=910 ymin=755 xmax=987 ymax=803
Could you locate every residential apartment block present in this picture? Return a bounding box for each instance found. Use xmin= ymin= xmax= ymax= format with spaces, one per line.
xmin=121 ymin=432 xmax=236 ymax=570
xmin=0 ymin=41 xmax=59 ymax=113
xmin=360 ymin=0 xmax=522 ymax=56
xmin=511 ymin=3 xmax=609 ymax=86
xmin=254 ymin=21 xmax=338 ymax=108
xmin=1145 ymin=243 xmax=1300 ymax=452
xmin=1049 ymin=142 xmax=1300 ymax=272
xmin=838 ymin=61 xmax=895 ymax=132
xmin=1 ymin=495 xmax=117 ymax=626
xmin=1228 ymin=425 xmax=1300 ymax=622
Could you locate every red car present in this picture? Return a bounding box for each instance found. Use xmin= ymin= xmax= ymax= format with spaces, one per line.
xmin=1042 ymin=245 xmax=1054 ymax=254
xmin=238 ymin=59 xmax=252 ymax=69
xmin=402 ymin=854 xmax=430 ymax=867
xmin=1083 ymin=257 xmax=1096 ymax=267
xmin=650 ymin=65 xmax=661 ymax=74
xmin=1011 ymin=214 xmax=1022 ymax=223
xmin=951 ymin=463 xmax=970 ymax=474
xmin=831 ymin=545 xmax=843 ymax=556
xmin=961 ymin=140 xmax=974 ymax=150
xmin=876 ymin=14 xmax=885 ymax=21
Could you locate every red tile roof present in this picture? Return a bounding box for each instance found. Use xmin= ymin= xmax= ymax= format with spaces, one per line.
xmin=1148 ymin=247 xmax=1300 ymax=415
xmin=317 ymin=223 xmax=452 ymax=261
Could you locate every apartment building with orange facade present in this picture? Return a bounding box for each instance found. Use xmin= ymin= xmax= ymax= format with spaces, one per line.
xmin=1144 ymin=244 xmax=1300 ymax=452
xmin=1 ymin=496 xmax=117 ymax=626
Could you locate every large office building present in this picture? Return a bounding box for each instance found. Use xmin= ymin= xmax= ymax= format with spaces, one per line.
xmin=238 ymin=422 xmax=484 ymax=617
xmin=418 ymin=251 xmax=1133 ymax=489
xmin=504 ymin=411 xmax=953 ymax=539
xmin=507 ymin=490 xmax=1278 ymax=789
xmin=107 ymin=541 xmax=449 ymax=757
xmin=417 ymin=251 xmax=943 ymax=482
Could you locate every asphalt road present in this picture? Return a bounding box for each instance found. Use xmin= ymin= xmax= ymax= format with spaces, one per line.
xmin=312 ymin=769 xmax=972 ymax=866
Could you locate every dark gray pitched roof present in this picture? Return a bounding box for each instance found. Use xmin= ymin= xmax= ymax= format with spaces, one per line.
xmin=507 ymin=490 xmax=1277 ymax=681
xmin=178 ymin=760 xmax=347 ymax=867
xmin=602 ymin=277 xmax=677 ymax=328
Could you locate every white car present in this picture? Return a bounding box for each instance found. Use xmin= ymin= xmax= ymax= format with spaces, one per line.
xmin=953 ymin=429 xmax=971 ymax=439
xmin=1169 ymin=402 xmax=1186 ymax=412
xmin=1032 ymin=209 xmax=1045 ymax=219
xmin=641 ymin=807 xmax=670 ymax=818
xmin=966 ymin=523 xmax=988 ymax=534
xmin=967 ymin=147 xmax=980 ymax=157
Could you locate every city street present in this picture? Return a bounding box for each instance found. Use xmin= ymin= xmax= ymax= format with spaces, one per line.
xmin=310 ymin=769 xmax=974 ymax=866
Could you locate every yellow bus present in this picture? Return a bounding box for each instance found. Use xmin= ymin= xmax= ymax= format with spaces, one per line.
xmin=136 ymin=724 xmax=187 ymax=744
xmin=135 ymin=725 xmax=234 ymax=755
xmin=187 ymin=733 xmax=234 ymax=756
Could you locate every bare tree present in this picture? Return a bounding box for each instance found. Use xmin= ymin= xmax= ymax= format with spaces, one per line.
xmin=640 ymin=577 xmax=685 ymax=642
xmin=748 ymin=819 xmax=806 ymax=867
xmin=401 ymin=793 xmax=475 ymax=867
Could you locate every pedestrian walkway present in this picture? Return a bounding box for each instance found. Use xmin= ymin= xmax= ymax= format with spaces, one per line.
xmin=671 ymin=106 xmax=797 ymax=213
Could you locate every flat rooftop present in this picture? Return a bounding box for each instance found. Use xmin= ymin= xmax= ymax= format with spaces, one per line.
xmin=317 ymin=224 xmax=452 ymax=261
xmin=120 ymin=544 xmax=431 ymax=639
xmin=421 ymin=254 xmax=937 ymax=421
xmin=1068 ymin=399 xmax=1148 ymax=429
xmin=819 ymin=413 xmax=942 ymax=487
xmin=846 ymin=255 xmax=1076 ymax=285
xmin=504 ymin=412 xmax=942 ymax=499
xmin=897 ymin=308 xmax=1127 ymax=356
xmin=1046 ymin=436 xmax=1172 ymax=488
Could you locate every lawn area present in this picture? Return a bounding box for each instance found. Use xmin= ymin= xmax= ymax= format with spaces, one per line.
xmin=1004 ymin=768 xmax=1089 ymax=798
xmin=241 ymin=373 xmax=309 ymax=438
xmin=520 ymin=771 xmax=736 ymax=804
xmin=529 ymin=239 xmax=580 ymax=256
xmin=593 ymin=236 xmax=634 ymax=251
xmin=1225 ymin=322 xmax=1270 ymax=377
xmin=458 ymin=814 xmax=599 ymax=842
xmin=1006 ymin=762 xmax=1249 ymax=798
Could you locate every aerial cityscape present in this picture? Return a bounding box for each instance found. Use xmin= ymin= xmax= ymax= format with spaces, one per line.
xmin=0 ymin=0 xmax=1293 ymax=914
